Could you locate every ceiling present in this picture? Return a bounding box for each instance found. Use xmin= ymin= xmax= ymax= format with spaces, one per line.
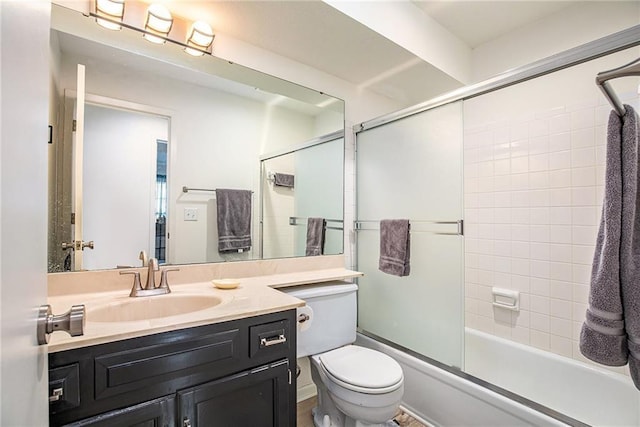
xmin=121 ymin=1 xmax=613 ymax=107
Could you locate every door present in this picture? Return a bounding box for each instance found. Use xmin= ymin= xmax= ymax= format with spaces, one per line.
xmin=356 ymin=101 xmax=465 ymax=368
xmin=0 ymin=1 xmax=50 ymax=425
xmin=82 ymin=104 xmax=167 ymax=270
xmin=178 ymin=360 xmax=291 ymax=427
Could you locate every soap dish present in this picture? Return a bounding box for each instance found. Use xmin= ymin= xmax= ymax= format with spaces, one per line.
xmin=212 ymin=279 xmax=240 ymax=289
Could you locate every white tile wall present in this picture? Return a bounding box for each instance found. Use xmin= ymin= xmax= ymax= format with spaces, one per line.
xmin=464 ymin=88 xmax=640 ymax=376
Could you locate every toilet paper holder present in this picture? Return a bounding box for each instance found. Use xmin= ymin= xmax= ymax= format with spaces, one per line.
xmin=296 ymin=305 xmax=314 ymax=332
xmin=298 ymin=313 xmax=310 ymax=323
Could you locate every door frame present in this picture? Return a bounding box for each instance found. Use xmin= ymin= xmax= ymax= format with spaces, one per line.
xmin=59 ymin=91 xmax=176 ymax=267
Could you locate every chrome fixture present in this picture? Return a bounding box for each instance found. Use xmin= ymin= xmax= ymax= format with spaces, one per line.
xmin=139 ymin=250 xmax=148 ymax=266
xmin=37 ymin=304 xmax=85 ymax=345
xmin=596 ymin=57 xmax=640 ymax=117
xmin=120 ymin=258 xmax=180 ymax=297
xmin=90 ymin=0 xmax=214 ymax=56
xmin=185 ymin=21 xmax=215 ymax=57
xmin=143 ymin=4 xmax=173 ymax=44
xmin=94 ymin=0 xmax=125 ymax=30
xmin=61 ymin=240 xmax=95 ymax=251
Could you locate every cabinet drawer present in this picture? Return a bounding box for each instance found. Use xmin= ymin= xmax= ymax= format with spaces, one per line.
xmin=50 ymin=363 xmax=81 ymax=414
xmin=63 ymin=395 xmax=175 ymax=427
xmin=95 ymin=329 xmax=240 ymax=399
xmin=249 ymin=319 xmax=291 ymax=360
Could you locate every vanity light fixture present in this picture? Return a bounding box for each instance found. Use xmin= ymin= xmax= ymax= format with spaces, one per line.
xmin=143 ymin=4 xmax=173 ymax=44
xmin=95 ymin=0 xmax=125 ymax=30
xmin=92 ymin=1 xmax=213 ymax=57
xmin=185 ymin=21 xmax=215 ymax=56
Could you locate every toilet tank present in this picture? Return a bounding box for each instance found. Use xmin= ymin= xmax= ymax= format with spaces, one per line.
xmin=282 ymin=281 xmax=358 ymax=357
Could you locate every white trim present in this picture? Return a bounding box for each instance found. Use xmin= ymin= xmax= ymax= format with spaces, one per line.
xmin=297 ymin=384 xmax=317 ymax=403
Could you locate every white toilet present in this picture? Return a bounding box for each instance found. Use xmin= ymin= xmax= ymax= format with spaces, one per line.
xmin=283 ymin=282 xmax=404 ymax=427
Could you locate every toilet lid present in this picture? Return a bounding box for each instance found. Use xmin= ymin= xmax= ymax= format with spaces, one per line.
xmin=319 ymin=345 xmax=403 ymax=390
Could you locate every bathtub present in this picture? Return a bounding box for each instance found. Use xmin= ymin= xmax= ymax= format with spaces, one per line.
xmin=465 ymin=328 xmax=640 ymax=427
xmin=357 ymin=330 xmax=640 ymax=426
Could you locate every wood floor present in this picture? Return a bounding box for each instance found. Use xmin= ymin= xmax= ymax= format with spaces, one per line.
xmin=296 ymin=397 xmax=427 ymax=427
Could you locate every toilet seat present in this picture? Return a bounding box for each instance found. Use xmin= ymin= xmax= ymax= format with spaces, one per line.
xmin=318 ymin=345 xmax=404 ymax=394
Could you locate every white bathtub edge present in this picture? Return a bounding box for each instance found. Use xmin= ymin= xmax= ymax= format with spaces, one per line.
xmin=356 ymin=333 xmax=569 ymax=427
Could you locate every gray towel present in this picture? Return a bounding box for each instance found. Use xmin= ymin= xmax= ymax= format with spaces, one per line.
xmin=216 ymin=189 xmax=252 ymax=253
xmin=620 ymin=106 xmax=640 ymax=389
xmin=305 ymin=217 xmax=326 ymax=256
xmin=580 ymin=106 xmax=640 ymax=385
xmin=274 ymin=173 xmax=294 ymax=188
xmin=378 ymin=219 xmax=410 ymax=277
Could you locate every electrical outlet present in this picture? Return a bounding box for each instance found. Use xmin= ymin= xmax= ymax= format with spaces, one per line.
xmin=184 ymin=208 xmax=198 ymax=221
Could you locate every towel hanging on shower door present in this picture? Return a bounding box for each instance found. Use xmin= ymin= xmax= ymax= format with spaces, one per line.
xmin=580 ymin=105 xmax=640 ymax=390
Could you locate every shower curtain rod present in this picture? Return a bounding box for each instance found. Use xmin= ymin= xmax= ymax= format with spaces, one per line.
xmin=596 ymin=57 xmax=640 ymax=116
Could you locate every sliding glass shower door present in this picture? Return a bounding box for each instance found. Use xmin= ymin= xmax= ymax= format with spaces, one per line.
xmin=356 ymin=101 xmax=465 ymax=368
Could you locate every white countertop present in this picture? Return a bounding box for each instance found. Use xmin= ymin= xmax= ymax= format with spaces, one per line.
xmin=47 ymin=267 xmax=363 ymax=352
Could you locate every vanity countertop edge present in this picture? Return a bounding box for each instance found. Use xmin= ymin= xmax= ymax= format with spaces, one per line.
xmin=47 ymin=267 xmax=363 ymax=353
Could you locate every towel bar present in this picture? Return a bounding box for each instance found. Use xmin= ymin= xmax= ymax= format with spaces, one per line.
xmin=289 ymin=217 xmax=343 ymax=231
xmin=182 ymin=186 xmax=254 ymax=194
xmin=354 ymin=219 xmax=463 ymax=235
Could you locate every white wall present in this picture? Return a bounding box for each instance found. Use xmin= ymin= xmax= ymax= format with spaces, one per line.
xmin=471 ymin=1 xmax=640 ymax=82
xmin=464 ymin=46 xmax=640 ymax=375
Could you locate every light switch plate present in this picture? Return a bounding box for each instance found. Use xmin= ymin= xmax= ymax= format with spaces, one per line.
xmin=184 ymin=207 xmax=198 ymax=221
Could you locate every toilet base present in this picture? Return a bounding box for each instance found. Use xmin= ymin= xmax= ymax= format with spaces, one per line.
xmin=311 ymin=406 xmax=399 ymax=427
xmin=308 ymin=348 xmax=404 ymax=427
xmin=310 ymin=363 xmax=401 ymax=427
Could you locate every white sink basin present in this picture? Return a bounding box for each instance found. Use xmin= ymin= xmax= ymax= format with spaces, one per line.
xmin=87 ymin=294 xmax=223 ymax=322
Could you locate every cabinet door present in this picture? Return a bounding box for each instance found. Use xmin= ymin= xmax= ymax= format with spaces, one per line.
xmin=178 ymin=360 xmax=291 ymax=427
xmin=63 ymin=396 xmax=175 ymax=427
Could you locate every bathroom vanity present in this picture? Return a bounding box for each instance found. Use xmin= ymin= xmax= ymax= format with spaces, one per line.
xmin=45 ymin=256 xmax=362 ymax=427
xmin=49 ymin=310 xmax=296 ymax=426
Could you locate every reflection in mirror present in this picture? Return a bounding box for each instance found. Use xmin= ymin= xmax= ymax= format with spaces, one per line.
xmin=48 ymin=4 xmax=345 ymax=272
xmin=261 ymin=134 xmax=344 ymax=259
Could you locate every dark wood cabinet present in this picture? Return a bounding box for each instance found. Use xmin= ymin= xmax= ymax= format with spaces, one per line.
xmin=65 ymin=396 xmax=175 ymax=427
xmin=49 ymin=310 xmax=296 ymax=427
xmin=178 ymin=359 xmax=290 ymax=427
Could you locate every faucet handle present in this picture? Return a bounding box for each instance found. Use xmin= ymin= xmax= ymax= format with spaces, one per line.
xmin=159 ymin=267 xmax=180 ymax=290
xmin=120 ymin=270 xmax=142 ymax=297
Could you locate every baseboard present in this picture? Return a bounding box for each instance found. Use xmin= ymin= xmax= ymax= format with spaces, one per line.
xmin=297 ymin=383 xmax=317 ymax=403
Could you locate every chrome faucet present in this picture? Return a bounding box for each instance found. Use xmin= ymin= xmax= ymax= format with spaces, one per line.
xmin=145 ymin=258 xmax=159 ymax=289
xmin=120 ymin=258 xmax=180 ymax=297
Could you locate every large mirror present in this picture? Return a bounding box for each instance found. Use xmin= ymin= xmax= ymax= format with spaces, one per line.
xmin=48 ymin=4 xmax=345 ymax=272
xmin=261 ymin=134 xmax=344 ymax=260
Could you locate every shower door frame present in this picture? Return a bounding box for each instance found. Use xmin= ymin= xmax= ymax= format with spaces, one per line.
xmin=353 ymin=23 xmax=640 ymax=427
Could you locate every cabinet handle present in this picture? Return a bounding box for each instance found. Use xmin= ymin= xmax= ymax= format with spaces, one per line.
xmin=49 ymin=387 xmax=63 ymax=402
xmin=183 ymin=418 xmax=191 ymax=427
xmin=260 ymin=334 xmax=286 ymax=347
